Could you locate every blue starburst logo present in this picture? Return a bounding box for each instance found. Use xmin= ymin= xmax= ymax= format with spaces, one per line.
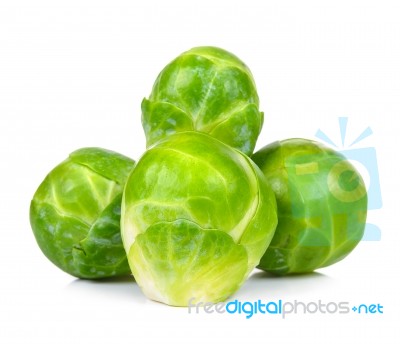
xmin=315 ymin=117 xmax=382 ymax=241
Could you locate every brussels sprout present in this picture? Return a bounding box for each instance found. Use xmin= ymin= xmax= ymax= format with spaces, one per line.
xmin=30 ymin=148 xmax=135 ymax=279
xmin=252 ymin=139 xmax=368 ymax=275
xmin=141 ymin=46 xmax=264 ymax=156
xmin=121 ymin=132 xmax=277 ymax=305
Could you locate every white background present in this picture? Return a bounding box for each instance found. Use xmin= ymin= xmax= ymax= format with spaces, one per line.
xmin=1 ymin=0 xmax=399 ymax=343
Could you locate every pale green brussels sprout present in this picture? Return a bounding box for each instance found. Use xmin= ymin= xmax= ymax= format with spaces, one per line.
xmin=121 ymin=132 xmax=277 ymax=306
xmin=141 ymin=46 xmax=264 ymax=156
xmin=252 ymin=139 xmax=368 ymax=275
xmin=30 ymin=148 xmax=135 ymax=279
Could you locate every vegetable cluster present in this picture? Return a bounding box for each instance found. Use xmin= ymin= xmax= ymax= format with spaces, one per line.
xmin=30 ymin=46 xmax=368 ymax=306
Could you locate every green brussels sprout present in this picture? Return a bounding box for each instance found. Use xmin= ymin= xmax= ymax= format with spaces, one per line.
xmin=30 ymin=148 xmax=135 ymax=279
xmin=121 ymin=132 xmax=277 ymax=305
xmin=252 ymin=139 xmax=368 ymax=275
xmin=141 ymin=46 xmax=264 ymax=156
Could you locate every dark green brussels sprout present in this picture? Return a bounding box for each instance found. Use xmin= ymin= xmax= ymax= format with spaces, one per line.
xmin=141 ymin=46 xmax=264 ymax=156
xmin=252 ymin=139 xmax=368 ymax=275
xmin=30 ymin=148 xmax=135 ymax=279
xmin=121 ymin=132 xmax=277 ymax=305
